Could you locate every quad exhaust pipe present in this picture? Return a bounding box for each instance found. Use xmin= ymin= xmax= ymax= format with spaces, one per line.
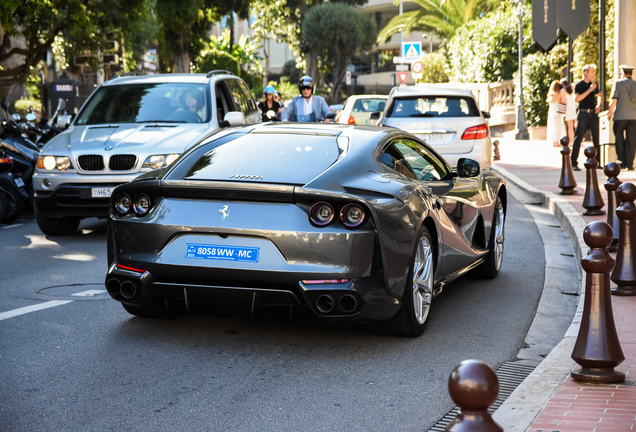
xmin=105 ymin=277 xmax=139 ymax=300
xmin=314 ymin=293 xmax=359 ymax=315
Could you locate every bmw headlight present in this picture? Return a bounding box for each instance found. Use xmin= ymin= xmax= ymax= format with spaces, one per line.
xmin=142 ymin=154 xmax=180 ymax=169
xmin=37 ymin=156 xmax=72 ymax=171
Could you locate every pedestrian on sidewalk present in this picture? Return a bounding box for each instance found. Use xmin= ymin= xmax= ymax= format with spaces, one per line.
xmin=571 ymin=64 xmax=603 ymax=171
xmin=607 ymin=65 xmax=636 ymax=170
xmin=546 ymin=80 xmax=566 ymax=147
xmin=561 ymin=78 xmax=576 ymax=144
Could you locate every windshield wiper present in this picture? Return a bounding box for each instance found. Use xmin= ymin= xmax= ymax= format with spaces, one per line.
xmin=409 ymin=113 xmax=434 ymax=117
xmin=136 ymin=120 xmax=186 ymax=123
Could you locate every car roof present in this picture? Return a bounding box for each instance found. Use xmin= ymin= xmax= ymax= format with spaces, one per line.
xmin=389 ymin=85 xmax=475 ymax=98
xmin=103 ymin=72 xmax=238 ymax=86
xmin=347 ymin=95 xmax=388 ymax=100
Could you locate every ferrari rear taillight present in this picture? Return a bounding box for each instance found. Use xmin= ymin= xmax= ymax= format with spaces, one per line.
xmin=117 ymin=264 xmax=146 ymax=273
xmin=114 ymin=192 xmax=153 ymax=217
xmin=309 ymin=202 xmax=335 ymax=226
xmin=340 ymin=204 xmax=365 ymax=228
xmin=348 ymin=116 xmax=356 ymax=124
xmin=461 ymin=124 xmax=489 ymax=140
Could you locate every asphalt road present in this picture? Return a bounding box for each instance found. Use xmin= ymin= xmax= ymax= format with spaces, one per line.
xmin=0 ymin=193 xmax=547 ymax=432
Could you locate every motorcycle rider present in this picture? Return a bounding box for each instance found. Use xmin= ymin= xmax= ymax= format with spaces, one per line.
xmin=258 ymin=85 xmax=282 ymax=122
xmin=282 ymin=76 xmax=332 ymax=122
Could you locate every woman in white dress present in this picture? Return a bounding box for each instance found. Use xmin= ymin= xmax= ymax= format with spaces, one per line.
xmin=560 ymin=79 xmax=576 ymax=144
xmin=546 ymin=80 xmax=566 ymax=147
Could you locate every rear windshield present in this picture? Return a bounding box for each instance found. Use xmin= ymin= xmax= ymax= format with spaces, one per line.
xmin=350 ymin=98 xmax=387 ymax=113
xmin=387 ymin=96 xmax=479 ymax=118
xmin=75 ymin=83 xmax=210 ymax=125
xmin=185 ymin=133 xmax=341 ymax=185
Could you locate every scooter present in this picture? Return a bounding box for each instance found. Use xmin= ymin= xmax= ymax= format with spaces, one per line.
xmin=0 ymin=152 xmax=28 ymax=223
xmin=34 ymin=98 xmax=68 ymax=147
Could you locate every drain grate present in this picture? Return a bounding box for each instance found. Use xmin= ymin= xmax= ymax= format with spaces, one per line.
xmin=428 ymin=361 xmax=537 ymax=431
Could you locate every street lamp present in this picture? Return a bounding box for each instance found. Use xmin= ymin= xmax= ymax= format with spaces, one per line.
xmin=514 ymin=0 xmax=529 ymax=140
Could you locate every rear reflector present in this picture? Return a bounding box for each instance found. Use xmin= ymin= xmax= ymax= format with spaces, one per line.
xmin=461 ymin=124 xmax=489 ymax=140
xmin=117 ymin=264 xmax=146 ymax=273
xmin=302 ymin=279 xmax=351 ymax=284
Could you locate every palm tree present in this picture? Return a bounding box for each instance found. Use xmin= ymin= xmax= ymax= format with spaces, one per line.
xmin=377 ymin=0 xmax=500 ymax=44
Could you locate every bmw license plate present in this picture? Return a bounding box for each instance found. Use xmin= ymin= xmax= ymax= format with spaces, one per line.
xmin=185 ymin=243 xmax=260 ymax=263
xmin=91 ymin=186 xmax=115 ymax=198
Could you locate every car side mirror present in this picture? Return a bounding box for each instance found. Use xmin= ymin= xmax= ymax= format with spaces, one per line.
xmin=223 ymin=111 xmax=245 ymax=127
xmin=481 ymin=111 xmax=491 ymax=119
xmin=325 ymin=112 xmax=336 ymax=120
xmin=457 ymin=158 xmax=480 ymax=177
xmin=369 ymin=111 xmax=381 ymax=121
xmin=57 ymin=114 xmax=72 ymax=129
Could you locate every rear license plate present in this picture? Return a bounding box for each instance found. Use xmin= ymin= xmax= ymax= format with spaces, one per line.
xmin=418 ymin=133 xmax=445 ymax=143
xmin=91 ymin=187 xmax=115 ymax=198
xmin=185 ymin=243 xmax=260 ymax=263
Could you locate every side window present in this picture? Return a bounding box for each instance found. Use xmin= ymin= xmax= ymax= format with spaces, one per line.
xmin=378 ymin=144 xmax=416 ymax=179
xmin=224 ymin=79 xmax=250 ymax=116
xmin=392 ymin=139 xmax=448 ymax=181
xmin=237 ymin=80 xmax=257 ymax=113
xmin=215 ymin=82 xmax=232 ymax=125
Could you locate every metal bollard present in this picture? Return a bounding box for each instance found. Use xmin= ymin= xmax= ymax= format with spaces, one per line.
xmin=445 ymin=359 xmax=503 ymax=432
xmin=604 ymin=162 xmax=622 ymax=252
xmin=571 ymin=221 xmax=625 ymax=383
xmin=558 ymin=136 xmax=577 ymax=195
xmin=582 ymin=146 xmax=605 ymax=215
xmin=611 ymin=182 xmax=636 ymax=296
xmin=492 ymin=140 xmax=500 ymax=161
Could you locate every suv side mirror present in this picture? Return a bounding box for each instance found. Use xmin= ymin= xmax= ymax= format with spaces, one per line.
xmin=223 ymin=111 xmax=245 ymax=127
xmin=457 ymin=158 xmax=480 ymax=177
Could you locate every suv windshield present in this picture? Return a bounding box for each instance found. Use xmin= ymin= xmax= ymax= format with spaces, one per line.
xmin=387 ymin=96 xmax=479 ymax=118
xmin=75 ymin=83 xmax=210 ymax=125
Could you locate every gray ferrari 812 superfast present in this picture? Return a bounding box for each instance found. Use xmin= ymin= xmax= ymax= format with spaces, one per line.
xmin=105 ymin=122 xmax=506 ymax=336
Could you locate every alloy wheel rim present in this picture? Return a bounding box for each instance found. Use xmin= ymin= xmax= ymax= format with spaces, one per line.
xmin=494 ymin=201 xmax=505 ymax=271
xmin=412 ymin=235 xmax=433 ymax=325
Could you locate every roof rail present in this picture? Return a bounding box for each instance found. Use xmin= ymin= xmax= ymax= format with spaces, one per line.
xmin=206 ymin=70 xmax=235 ymax=78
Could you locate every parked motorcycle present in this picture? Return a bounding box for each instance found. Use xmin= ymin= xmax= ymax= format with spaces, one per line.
xmin=0 ymin=152 xmax=28 ymax=223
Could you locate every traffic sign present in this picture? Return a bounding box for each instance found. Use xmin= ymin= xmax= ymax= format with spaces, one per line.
xmin=411 ymin=61 xmax=423 ymax=74
xmin=402 ymin=42 xmax=421 ymax=60
xmin=393 ymin=56 xmax=417 ymax=64
xmin=396 ymin=64 xmax=409 ymax=72
xmin=398 ymin=72 xmax=409 ymax=84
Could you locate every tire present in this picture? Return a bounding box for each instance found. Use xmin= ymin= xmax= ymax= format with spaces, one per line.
xmin=34 ymin=203 xmax=80 ymax=236
xmin=474 ymin=197 xmax=505 ymax=279
xmin=384 ymin=226 xmax=435 ymax=337
xmin=122 ymin=303 xmax=177 ymax=319
xmin=1 ymin=185 xmax=24 ymax=224
xmin=0 ymin=189 xmax=8 ymax=223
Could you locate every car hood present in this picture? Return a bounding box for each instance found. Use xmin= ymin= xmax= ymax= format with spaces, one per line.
xmin=42 ymin=123 xmax=212 ymax=156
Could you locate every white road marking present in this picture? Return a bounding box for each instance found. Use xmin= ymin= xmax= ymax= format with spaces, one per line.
xmin=0 ymin=289 xmax=107 ymax=321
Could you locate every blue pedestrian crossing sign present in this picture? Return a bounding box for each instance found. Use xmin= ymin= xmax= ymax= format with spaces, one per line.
xmin=402 ymin=42 xmax=422 ymax=60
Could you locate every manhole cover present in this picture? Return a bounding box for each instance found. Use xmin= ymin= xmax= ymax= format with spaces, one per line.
xmin=9 ymin=283 xmax=109 ymax=301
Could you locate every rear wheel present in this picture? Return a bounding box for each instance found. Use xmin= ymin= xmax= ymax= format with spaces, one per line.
xmin=475 ymin=197 xmax=505 ymax=279
xmin=34 ymin=203 xmax=80 ymax=236
xmin=0 ymin=189 xmax=8 ymax=223
xmin=1 ymin=185 xmax=23 ymax=223
xmin=385 ymin=226 xmax=435 ymax=337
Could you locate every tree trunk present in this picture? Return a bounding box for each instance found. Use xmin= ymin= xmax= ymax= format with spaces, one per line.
xmin=305 ymin=52 xmax=318 ymax=81
xmin=173 ymin=53 xmax=190 ymax=73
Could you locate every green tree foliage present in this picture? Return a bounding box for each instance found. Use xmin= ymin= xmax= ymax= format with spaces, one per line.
xmin=446 ymin=6 xmax=536 ymax=83
xmin=416 ymin=53 xmax=449 ymax=83
xmin=0 ymin=0 xmax=149 ymax=87
xmin=301 ymin=3 xmax=376 ymax=98
xmin=377 ymin=0 xmax=500 ymax=44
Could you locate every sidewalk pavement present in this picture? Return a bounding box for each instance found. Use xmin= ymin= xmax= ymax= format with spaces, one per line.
xmin=489 ymin=137 xmax=636 ymax=432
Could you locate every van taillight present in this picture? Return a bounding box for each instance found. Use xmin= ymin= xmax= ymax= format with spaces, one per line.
xmin=461 ymin=124 xmax=488 ymax=140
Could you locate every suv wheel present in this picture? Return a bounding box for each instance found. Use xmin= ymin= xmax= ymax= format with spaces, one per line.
xmin=35 ymin=203 xmax=80 ymax=236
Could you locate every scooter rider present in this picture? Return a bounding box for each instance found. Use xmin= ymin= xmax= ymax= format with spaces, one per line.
xmin=282 ymin=76 xmax=332 ymax=122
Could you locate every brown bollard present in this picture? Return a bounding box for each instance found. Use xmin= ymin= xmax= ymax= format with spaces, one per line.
xmin=571 ymin=221 xmax=625 ymax=383
xmin=611 ymin=182 xmax=636 ymax=295
xmin=445 ymin=359 xmax=503 ymax=432
xmin=558 ymin=136 xmax=577 ymax=195
xmin=582 ymin=146 xmax=606 ymax=215
xmin=493 ymin=140 xmax=500 ymax=161
xmin=604 ymin=162 xmax=622 ymax=252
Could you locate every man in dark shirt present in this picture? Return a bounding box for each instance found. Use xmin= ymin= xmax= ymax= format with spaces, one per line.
xmin=571 ymin=64 xmax=603 ymax=170
xmin=608 ymin=65 xmax=636 ymax=170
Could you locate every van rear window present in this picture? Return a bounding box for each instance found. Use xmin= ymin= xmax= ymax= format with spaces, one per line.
xmin=387 ymin=96 xmax=479 ymax=118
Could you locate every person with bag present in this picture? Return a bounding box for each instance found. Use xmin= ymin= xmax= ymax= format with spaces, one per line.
xmin=560 ymin=79 xmax=577 ymax=144
xmin=546 ymin=80 xmax=566 ymax=147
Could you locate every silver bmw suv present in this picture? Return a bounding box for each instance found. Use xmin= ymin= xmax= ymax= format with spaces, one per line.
xmin=34 ymin=71 xmax=261 ymax=235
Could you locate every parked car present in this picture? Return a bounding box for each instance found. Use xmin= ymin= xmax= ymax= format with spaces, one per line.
xmin=33 ymin=71 xmax=261 ymax=235
xmin=372 ymin=85 xmax=492 ymax=168
xmin=105 ymin=122 xmax=506 ymax=337
xmin=335 ymin=95 xmax=387 ymax=125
